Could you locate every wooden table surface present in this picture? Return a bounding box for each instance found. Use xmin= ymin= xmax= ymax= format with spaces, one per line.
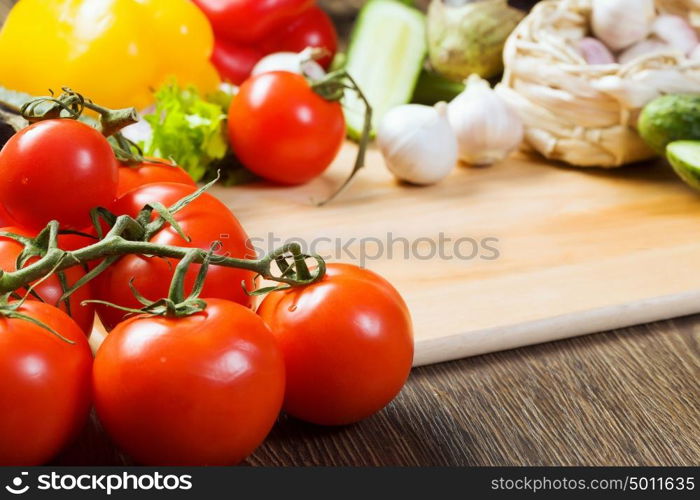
xmin=2 ymin=0 xmax=699 ymax=467
xmin=55 ymin=314 xmax=699 ymax=466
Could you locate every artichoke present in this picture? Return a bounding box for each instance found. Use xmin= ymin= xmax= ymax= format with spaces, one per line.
xmin=427 ymin=0 xmax=524 ymax=81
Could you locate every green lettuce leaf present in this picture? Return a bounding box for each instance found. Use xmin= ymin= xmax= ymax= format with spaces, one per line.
xmin=141 ymin=82 xmax=230 ymax=183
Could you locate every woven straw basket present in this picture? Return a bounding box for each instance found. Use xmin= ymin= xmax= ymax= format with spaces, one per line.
xmin=496 ymin=0 xmax=700 ymax=168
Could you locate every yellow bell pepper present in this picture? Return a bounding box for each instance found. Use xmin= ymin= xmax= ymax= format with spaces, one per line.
xmin=0 ymin=0 xmax=219 ymax=109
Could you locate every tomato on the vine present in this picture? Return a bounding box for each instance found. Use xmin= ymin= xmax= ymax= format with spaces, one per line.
xmin=93 ymin=298 xmax=285 ymax=465
xmin=94 ymin=183 xmax=255 ymax=330
xmin=0 ymin=227 xmax=95 ymax=334
xmin=192 ymin=0 xmax=314 ymax=44
xmin=228 ymin=72 xmax=345 ymax=185
xmin=117 ymin=159 xmax=195 ymax=197
xmin=260 ymin=7 xmax=338 ymax=69
xmin=257 ymin=263 xmax=414 ymax=426
xmin=0 ymin=120 xmax=118 ymax=230
xmin=0 ymin=301 xmax=92 ymax=465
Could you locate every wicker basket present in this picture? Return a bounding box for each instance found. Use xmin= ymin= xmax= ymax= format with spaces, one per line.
xmin=496 ymin=0 xmax=700 ymax=168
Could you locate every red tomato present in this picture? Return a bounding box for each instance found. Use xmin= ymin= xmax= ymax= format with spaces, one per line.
xmin=0 ymin=227 xmax=95 ymax=334
xmin=93 ymin=298 xmax=285 ymax=465
xmin=0 ymin=204 xmax=14 ymax=227
xmin=262 ymin=7 xmax=338 ymax=69
xmin=257 ymin=263 xmax=414 ymax=426
xmin=0 ymin=120 xmax=118 ymax=230
xmin=94 ymin=183 xmax=255 ymax=330
xmin=211 ymin=39 xmax=265 ymax=85
xmin=117 ymin=159 xmax=195 ymax=197
xmin=228 ymin=72 xmax=345 ymax=185
xmin=0 ymin=301 xmax=93 ymax=465
xmin=193 ymin=0 xmax=314 ymax=44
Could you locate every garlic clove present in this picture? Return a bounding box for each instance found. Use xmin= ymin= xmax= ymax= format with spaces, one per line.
xmin=618 ymin=38 xmax=674 ymax=65
xmin=591 ymin=0 xmax=655 ymax=51
xmin=651 ymin=15 xmax=699 ymax=55
xmin=577 ymin=37 xmax=616 ymax=65
xmin=447 ymin=74 xmax=524 ymax=166
xmin=377 ymin=102 xmax=458 ymax=186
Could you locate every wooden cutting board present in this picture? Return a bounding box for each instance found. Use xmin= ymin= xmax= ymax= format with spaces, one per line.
xmin=210 ymin=143 xmax=700 ymax=366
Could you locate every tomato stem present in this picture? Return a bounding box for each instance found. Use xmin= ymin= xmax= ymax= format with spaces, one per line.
xmin=311 ymin=70 xmax=373 ymax=206
xmin=0 ymin=219 xmax=325 ymax=298
xmin=19 ymin=88 xmax=138 ymax=138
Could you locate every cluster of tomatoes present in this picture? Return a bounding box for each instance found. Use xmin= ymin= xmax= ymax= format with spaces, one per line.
xmin=0 ymin=103 xmax=413 ymax=465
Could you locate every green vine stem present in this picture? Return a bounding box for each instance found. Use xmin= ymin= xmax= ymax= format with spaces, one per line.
xmin=19 ymin=88 xmax=138 ymax=138
xmin=312 ymin=70 xmax=373 ymax=206
xmin=0 ymin=215 xmax=324 ymax=297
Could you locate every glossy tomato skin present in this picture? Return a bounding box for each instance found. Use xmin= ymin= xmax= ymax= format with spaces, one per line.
xmin=0 ymin=301 xmax=93 ymax=465
xmin=261 ymin=7 xmax=338 ymax=69
xmin=93 ymin=299 xmax=285 ymax=465
xmin=228 ymin=72 xmax=345 ymax=185
xmin=94 ymin=183 xmax=255 ymax=330
xmin=211 ymin=39 xmax=265 ymax=85
xmin=117 ymin=160 xmax=195 ymax=197
xmin=0 ymin=120 xmax=118 ymax=230
xmin=193 ymin=0 xmax=314 ymax=44
xmin=0 ymin=204 xmax=14 ymax=227
xmin=0 ymin=227 xmax=95 ymax=334
xmin=258 ymin=263 xmax=414 ymax=426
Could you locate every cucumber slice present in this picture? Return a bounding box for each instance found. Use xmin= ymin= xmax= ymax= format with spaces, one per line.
xmin=343 ymin=0 xmax=427 ymax=140
xmin=667 ymin=141 xmax=700 ymax=190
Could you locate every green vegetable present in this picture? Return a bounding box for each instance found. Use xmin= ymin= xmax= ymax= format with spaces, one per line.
xmin=343 ymin=0 xmax=427 ymax=140
xmin=667 ymin=141 xmax=700 ymax=190
xmin=638 ymin=94 xmax=700 ymax=154
xmin=141 ymin=82 xmax=230 ymax=183
xmin=411 ymin=69 xmax=466 ymax=105
xmin=427 ymin=0 xmax=523 ymax=82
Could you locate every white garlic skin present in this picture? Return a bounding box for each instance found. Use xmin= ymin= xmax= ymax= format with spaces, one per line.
xmin=577 ymin=37 xmax=616 ymax=65
xmin=591 ymin=0 xmax=655 ymax=51
xmin=377 ymin=103 xmax=458 ymax=185
xmin=691 ymin=44 xmax=700 ymax=60
xmin=618 ymin=38 xmax=672 ymax=64
xmin=251 ymin=50 xmax=326 ymax=80
xmin=447 ymin=75 xmax=524 ymax=166
xmin=651 ymin=15 xmax=699 ymax=55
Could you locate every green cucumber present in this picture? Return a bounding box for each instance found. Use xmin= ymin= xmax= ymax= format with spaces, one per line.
xmin=411 ymin=69 xmax=465 ymax=106
xmin=343 ymin=0 xmax=427 ymax=140
xmin=638 ymin=94 xmax=700 ymax=154
xmin=666 ymin=140 xmax=700 ymax=190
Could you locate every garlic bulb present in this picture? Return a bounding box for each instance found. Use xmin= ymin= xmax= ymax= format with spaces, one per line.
xmin=251 ymin=48 xmax=326 ymax=80
xmin=651 ymin=15 xmax=699 ymax=55
xmin=577 ymin=37 xmax=616 ymax=65
xmin=447 ymin=75 xmax=523 ymax=166
xmin=591 ymin=0 xmax=655 ymax=51
xmin=377 ymin=102 xmax=457 ymax=185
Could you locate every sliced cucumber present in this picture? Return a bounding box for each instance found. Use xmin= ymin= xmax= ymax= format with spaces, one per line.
xmin=343 ymin=0 xmax=427 ymax=140
xmin=667 ymin=140 xmax=700 ymax=190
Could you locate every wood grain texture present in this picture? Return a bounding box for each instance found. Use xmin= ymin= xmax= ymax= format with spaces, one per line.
xmin=56 ymin=314 xmax=699 ymax=466
xmin=244 ymin=314 xmax=700 ymax=466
